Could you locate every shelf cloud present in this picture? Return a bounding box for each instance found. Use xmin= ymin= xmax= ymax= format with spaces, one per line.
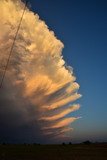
xmin=0 ymin=0 xmax=81 ymax=142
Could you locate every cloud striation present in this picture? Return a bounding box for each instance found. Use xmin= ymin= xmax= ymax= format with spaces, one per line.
xmin=0 ymin=0 xmax=81 ymax=143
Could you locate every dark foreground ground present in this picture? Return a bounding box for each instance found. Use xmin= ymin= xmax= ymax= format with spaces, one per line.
xmin=0 ymin=143 xmax=107 ymax=160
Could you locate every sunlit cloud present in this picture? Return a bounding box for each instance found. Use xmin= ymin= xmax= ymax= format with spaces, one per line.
xmin=0 ymin=0 xmax=81 ymax=141
xmin=43 ymin=117 xmax=80 ymax=129
xmin=40 ymin=104 xmax=80 ymax=121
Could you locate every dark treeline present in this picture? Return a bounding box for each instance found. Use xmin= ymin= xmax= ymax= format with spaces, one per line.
xmin=0 ymin=141 xmax=107 ymax=146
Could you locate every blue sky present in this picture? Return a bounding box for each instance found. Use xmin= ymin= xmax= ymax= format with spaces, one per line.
xmin=29 ymin=0 xmax=107 ymax=142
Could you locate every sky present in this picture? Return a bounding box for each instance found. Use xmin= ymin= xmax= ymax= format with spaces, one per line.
xmin=0 ymin=0 xmax=107 ymax=144
xmin=28 ymin=0 xmax=107 ymax=142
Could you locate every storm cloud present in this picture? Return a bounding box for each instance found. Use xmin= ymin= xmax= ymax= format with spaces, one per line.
xmin=0 ymin=0 xmax=81 ymax=143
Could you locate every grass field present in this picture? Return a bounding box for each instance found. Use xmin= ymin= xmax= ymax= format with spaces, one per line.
xmin=0 ymin=143 xmax=107 ymax=160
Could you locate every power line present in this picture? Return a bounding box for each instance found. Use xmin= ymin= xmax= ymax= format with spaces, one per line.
xmin=0 ymin=0 xmax=28 ymax=89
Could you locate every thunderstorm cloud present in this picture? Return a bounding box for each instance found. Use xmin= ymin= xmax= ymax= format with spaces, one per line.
xmin=0 ymin=0 xmax=81 ymax=143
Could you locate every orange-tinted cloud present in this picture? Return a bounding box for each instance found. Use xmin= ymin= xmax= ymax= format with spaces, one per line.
xmin=0 ymin=0 xmax=81 ymax=141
